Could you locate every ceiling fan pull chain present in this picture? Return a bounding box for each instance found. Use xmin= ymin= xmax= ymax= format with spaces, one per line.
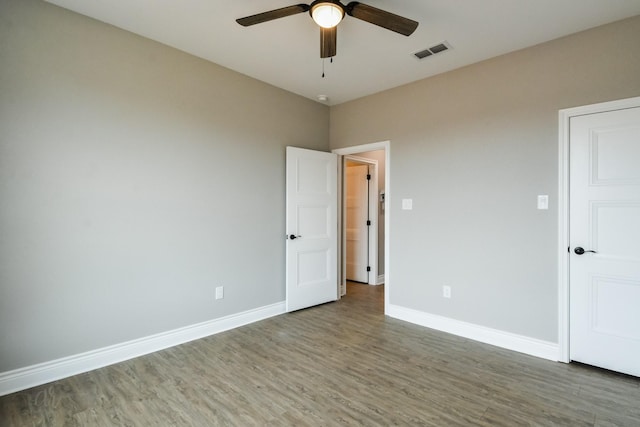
xmin=321 ymin=57 xmax=334 ymax=78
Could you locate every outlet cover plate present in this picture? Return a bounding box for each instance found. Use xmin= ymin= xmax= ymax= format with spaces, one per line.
xmin=443 ymin=285 xmax=451 ymax=298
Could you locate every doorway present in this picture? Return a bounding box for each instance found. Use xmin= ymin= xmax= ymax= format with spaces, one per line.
xmin=344 ymin=156 xmax=378 ymax=285
xmin=333 ymin=141 xmax=390 ymax=313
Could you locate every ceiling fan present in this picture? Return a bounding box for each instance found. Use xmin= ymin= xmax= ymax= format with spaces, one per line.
xmin=236 ymin=1 xmax=419 ymax=58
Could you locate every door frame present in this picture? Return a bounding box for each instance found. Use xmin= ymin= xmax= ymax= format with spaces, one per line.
xmin=333 ymin=141 xmax=390 ymax=314
xmin=557 ymin=96 xmax=640 ymax=363
xmin=343 ymin=155 xmax=379 ymax=287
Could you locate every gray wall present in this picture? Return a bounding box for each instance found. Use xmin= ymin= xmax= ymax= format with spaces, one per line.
xmin=330 ymin=16 xmax=640 ymax=342
xmin=0 ymin=0 xmax=329 ymax=372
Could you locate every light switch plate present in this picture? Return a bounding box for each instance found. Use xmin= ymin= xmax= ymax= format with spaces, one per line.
xmin=402 ymin=199 xmax=413 ymax=210
xmin=537 ymin=195 xmax=549 ymax=210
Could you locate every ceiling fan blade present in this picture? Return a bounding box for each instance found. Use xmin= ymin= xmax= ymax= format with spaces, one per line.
xmin=320 ymin=26 xmax=337 ymax=58
xmin=236 ymin=4 xmax=310 ymax=27
xmin=345 ymin=2 xmax=418 ymax=36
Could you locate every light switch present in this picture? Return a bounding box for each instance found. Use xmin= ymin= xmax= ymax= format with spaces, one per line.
xmin=402 ymin=199 xmax=413 ymax=210
xmin=537 ymin=195 xmax=549 ymax=210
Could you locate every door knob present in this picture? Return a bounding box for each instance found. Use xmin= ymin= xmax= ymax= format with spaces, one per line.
xmin=288 ymin=234 xmax=301 ymax=240
xmin=574 ymin=247 xmax=597 ymax=255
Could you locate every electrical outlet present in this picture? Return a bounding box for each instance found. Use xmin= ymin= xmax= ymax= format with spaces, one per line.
xmin=215 ymin=286 xmax=224 ymax=300
xmin=443 ymin=285 xmax=451 ymax=299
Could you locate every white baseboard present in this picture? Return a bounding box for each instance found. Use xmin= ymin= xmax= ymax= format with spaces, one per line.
xmin=377 ymin=274 xmax=385 ymax=285
xmin=387 ymin=304 xmax=559 ymax=362
xmin=0 ymin=302 xmax=286 ymax=396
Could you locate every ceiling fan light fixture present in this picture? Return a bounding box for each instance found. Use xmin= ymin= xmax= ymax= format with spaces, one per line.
xmin=311 ymin=2 xmax=344 ymax=28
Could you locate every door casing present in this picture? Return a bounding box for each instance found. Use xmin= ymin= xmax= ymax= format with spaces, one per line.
xmin=557 ymin=96 xmax=640 ymax=363
xmin=333 ymin=141 xmax=390 ymax=314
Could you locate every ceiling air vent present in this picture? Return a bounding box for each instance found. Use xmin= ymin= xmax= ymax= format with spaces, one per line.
xmin=413 ymin=41 xmax=451 ymax=60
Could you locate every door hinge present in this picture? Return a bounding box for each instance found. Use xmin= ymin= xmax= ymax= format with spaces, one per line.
xmin=366 ymin=174 xmax=371 ymax=181
xmin=366 ymin=220 xmax=371 ymax=226
xmin=366 ymin=266 xmax=371 ymax=272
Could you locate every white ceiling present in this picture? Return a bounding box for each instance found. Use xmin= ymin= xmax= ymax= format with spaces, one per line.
xmin=45 ymin=0 xmax=640 ymax=105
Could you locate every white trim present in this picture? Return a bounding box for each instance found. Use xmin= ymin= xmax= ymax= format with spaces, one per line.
xmin=342 ymin=154 xmax=377 ymax=164
xmin=377 ymin=274 xmax=385 ymax=285
xmin=336 ymin=155 xmax=345 ymax=297
xmin=0 ymin=302 xmax=286 ymax=396
xmin=558 ymin=107 xmax=571 ymax=363
xmin=557 ymin=96 xmax=640 ymax=364
xmin=388 ymin=304 xmax=559 ymax=361
xmin=333 ymin=141 xmax=390 ymax=314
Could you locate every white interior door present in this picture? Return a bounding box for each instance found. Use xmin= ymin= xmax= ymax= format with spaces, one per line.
xmin=346 ymin=163 xmax=369 ymax=283
xmin=286 ymin=147 xmax=338 ymax=312
xmin=569 ymin=106 xmax=640 ymax=377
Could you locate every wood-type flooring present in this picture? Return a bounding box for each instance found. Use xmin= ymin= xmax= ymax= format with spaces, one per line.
xmin=1 ymin=282 xmax=639 ymax=426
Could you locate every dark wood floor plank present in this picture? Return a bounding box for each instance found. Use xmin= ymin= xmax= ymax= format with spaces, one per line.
xmin=2 ymin=282 xmax=639 ymax=426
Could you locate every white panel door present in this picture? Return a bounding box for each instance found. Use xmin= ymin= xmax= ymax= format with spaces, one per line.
xmin=346 ymin=163 xmax=369 ymax=283
xmin=286 ymin=147 xmax=338 ymax=312
xmin=570 ymin=106 xmax=640 ymax=377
